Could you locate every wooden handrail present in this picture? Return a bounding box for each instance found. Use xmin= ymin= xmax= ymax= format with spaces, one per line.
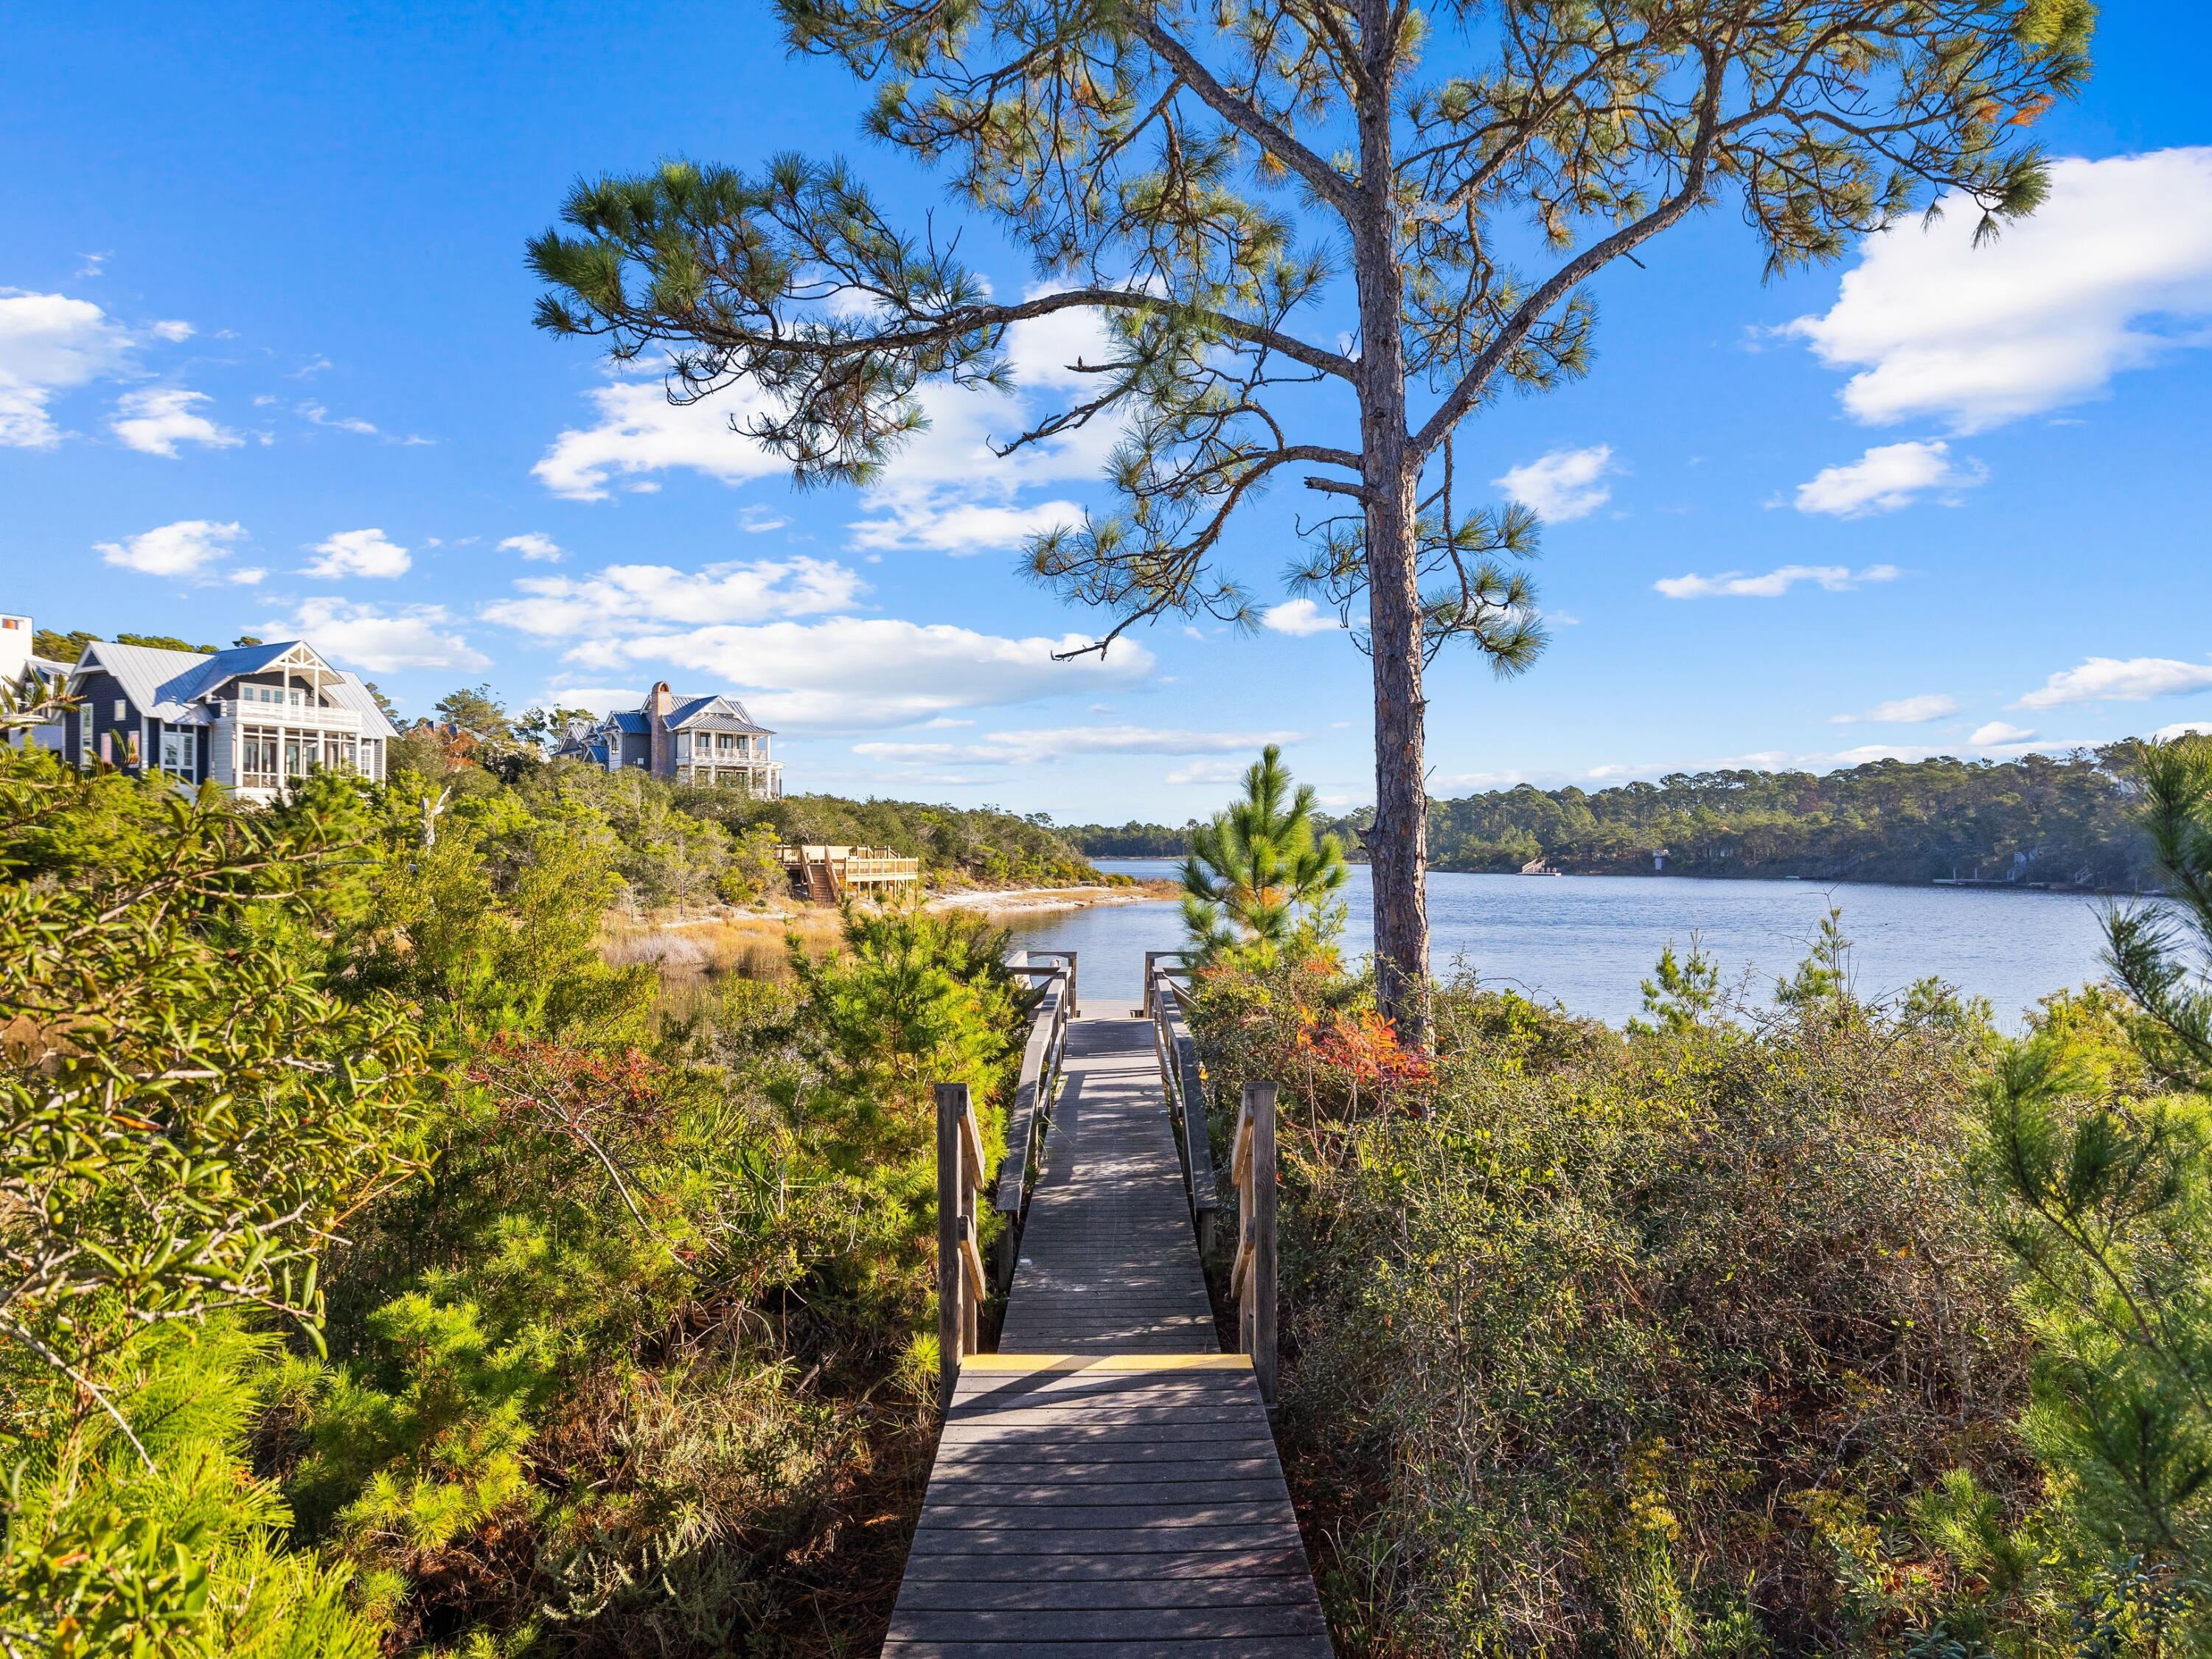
xmin=1147 ymin=960 xmax=1218 ymax=1253
xmin=1141 ymin=948 xmax=1191 ymax=1017
xmin=936 ymin=1081 xmax=984 ymax=1405
xmin=1231 ymin=1081 xmax=1279 ymax=1411
xmin=936 ymin=950 xmax=1084 ymax=1397
xmin=992 ymin=953 xmax=1072 ymax=1289
xmin=1024 ymin=948 xmax=1077 ymax=1014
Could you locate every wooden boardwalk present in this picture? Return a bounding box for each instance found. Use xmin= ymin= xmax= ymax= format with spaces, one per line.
xmin=886 ymin=1013 xmax=1331 ymax=1657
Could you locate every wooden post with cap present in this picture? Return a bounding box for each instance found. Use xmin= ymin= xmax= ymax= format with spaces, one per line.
xmin=936 ymin=1082 xmax=965 ymax=1409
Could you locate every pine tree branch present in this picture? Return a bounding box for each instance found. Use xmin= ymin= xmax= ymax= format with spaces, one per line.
xmin=1126 ymin=13 xmax=1359 ymax=217
xmin=1410 ymin=46 xmax=1728 ymax=463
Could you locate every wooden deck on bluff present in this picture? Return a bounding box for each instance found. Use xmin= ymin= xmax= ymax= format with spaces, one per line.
xmin=885 ymin=1014 xmax=1331 ymax=1658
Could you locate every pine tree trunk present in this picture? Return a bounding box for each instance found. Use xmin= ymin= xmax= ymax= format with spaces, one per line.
xmin=1364 ymin=458 xmax=1430 ymax=1042
xmin=1350 ymin=33 xmax=1430 ymax=1044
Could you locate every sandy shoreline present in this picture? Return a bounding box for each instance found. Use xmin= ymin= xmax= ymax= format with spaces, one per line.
xmin=612 ymin=880 xmax=1176 ymax=940
xmin=929 ymin=881 xmax=1175 ymax=916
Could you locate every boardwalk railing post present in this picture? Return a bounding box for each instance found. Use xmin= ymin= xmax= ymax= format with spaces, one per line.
xmin=1233 ymin=1081 xmax=1280 ymax=1411
xmin=935 ymin=1082 xmax=963 ymax=1408
xmin=935 ymin=1080 xmax=988 ymax=1408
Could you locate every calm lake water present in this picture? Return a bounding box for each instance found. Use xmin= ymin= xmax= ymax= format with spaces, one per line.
xmin=1001 ymin=860 xmax=2119 ymax=1030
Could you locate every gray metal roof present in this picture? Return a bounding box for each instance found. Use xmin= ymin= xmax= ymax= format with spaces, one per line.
xmin=76 ymin=639 xmax=399 ymax=740
xmin=320 ymin=674 xmax=402 ymax=739
xmin=666 ymin=694 xmax=769 ymax=733
xmin=591 ymin=696 xmax=772 ymax=737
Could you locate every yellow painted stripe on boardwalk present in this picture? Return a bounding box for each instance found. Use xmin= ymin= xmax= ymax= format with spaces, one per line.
xmin=964 ymin=1352 xmax=1253 ymax=1373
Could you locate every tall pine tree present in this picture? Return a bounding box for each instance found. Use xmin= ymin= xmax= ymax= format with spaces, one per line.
xmin=529 ymin=0 xmax=2091 ymax=1037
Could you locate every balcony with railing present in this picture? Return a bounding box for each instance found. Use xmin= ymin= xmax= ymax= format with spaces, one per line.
xmin=215 ymin=696 xmax=365 ymax=734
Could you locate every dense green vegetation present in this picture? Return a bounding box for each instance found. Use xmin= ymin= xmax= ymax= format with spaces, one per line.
xmin=1069 ymin=745 xmax=2166 ymax=888
xmin=21 ymin=676 xmax=2212 ymax=1658
xmin=1 ymin=728 xmax=1034 ymax=1655
xmin=18 ymin=644 xmax=1096 ymax=895
xmin=391 ymin=683 xmax=1100 ymax=895
xmin=1173 ymin=737 xmax=2212 ymax=1655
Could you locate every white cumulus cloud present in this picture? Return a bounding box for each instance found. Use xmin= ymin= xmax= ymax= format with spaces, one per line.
xmin=1261 ymin=599 xmax=1340 ymax=636
xmin=110 ymin=388 xmax=242 ymax=458
xmin=849 ymin=498 xmax=1081 ymax=555
xmin=484 ymin=557 xmax=866 ymax=638
xmin=2015 ymin=656 xmax=2212 ymax=710
xmin=0 ymin=288 xmax=134 ymax=448
xmin=305 ymin=528 xmax=412 ymax=580
xmin=1654 ymin=563 xmax=1899 ymax=600
xmin=536 ymin=299 xmax=1127 ymax=556
xmin=594 ymin=618 xmax=1152 ymax=730
xmin=2151 ymin=723 xmax=2212 ymax=742
xmin=1493 ymin=444 xmax=1615 ymax=521
xmin=535 ymin=375 xmax=794 ymax=501
xmin=498 ymin=532 xmax=564 ymax=563
xmin=1834 ymin=693 xmax=1959 ymax=725
xmin=96 ymin=519 xmax=248 ymax=579
xmin=1971 ymin=721 xmax=2037 ymax=745
xmin=843 ymin=306 xmax=1124 ymax=552
xmin=1788 ymin=147 xmax=2212 ymax=431
xmin=276 ymin=598 xmax=489 ymax=672
xmin=1792 ymin=439 xmax=1985 ymax=517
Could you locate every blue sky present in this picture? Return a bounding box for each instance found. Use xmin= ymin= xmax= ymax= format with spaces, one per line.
xmin=4 ymin=2 xmax=2211 ymax=821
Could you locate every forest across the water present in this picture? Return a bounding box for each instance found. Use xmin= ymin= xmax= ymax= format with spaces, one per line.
xmin=1063 ymin=744 xmax=2174 ymax=889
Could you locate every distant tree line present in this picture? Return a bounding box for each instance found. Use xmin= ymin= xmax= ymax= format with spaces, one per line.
xmin=1057 ymin=819 xmax=1201 ymax=857
xmin=1067 ymin=745 xmax=2172 ymax=890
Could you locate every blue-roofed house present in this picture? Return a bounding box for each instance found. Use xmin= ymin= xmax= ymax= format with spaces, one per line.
xmin=57 ymin=636 xmax=400 ymax=801
xmin=558 ymin=681 xmax=782 ymax=797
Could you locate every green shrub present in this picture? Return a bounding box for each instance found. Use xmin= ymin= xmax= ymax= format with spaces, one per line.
xmin=0 ymin=748 xmax=431 ymax=1655
xmin=1190 ymin=956 xmax=2039 ymax=1656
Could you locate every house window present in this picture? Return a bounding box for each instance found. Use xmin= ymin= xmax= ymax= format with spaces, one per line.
xmin=113 ymin=699 xmax=127 ymax=720
xmin=285 ymin=737 xmax=305 ymax=778
xmin=159 ymin=730 xmax=195 ymax=782
xmin=240 ymin=727 xmax=279 ymax=790
xmin=235 ymin=684 xmax=305 ymax=708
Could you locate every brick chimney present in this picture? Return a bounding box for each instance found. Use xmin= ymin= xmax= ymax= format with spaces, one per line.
xmin=647 ymin=681 xmax=675 ymax=776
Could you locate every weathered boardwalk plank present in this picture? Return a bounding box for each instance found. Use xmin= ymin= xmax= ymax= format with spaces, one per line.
xmin=886 ymin=1014 xmax=1331 ymax=1656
